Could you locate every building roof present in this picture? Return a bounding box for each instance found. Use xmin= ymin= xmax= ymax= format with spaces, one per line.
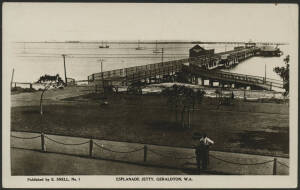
xmin=190 ymin=44 xmax=206 ymax=52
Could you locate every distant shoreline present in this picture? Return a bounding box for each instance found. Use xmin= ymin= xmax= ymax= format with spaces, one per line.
xmin=14 ymin=41 xmax=288 ymax=45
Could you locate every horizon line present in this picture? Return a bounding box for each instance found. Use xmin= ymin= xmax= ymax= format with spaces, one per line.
xmin=14 ymin=40 xmax=289 ymax=45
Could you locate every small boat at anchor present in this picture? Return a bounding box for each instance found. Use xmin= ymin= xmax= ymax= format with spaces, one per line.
xmin=99 ymin=41 xmax=109 ymax=48
xmin=153 ymin=41 xmax=163 ymax=53
xmin=135 ymin=40 xmax=145 ymax=50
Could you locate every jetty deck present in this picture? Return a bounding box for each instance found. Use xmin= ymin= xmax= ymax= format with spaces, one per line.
xmin=87 ymin=46 xmax=283 ymax=90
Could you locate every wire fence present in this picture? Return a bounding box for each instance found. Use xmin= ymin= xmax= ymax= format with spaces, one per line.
xmin=44 ymin=136 xmax=90 ymax=146
xmin=209 ymin=154 xmax=274 ymax=166
xmin=93 ymin=141 xmax=144 ymax=154
xmin=277 ymin=160 xmax=289 ymax=168
xmin=11 ymin=132 xmax=289 ymax=174
xmin=148 ymin=149 xmax=196 ymax=160
xmin=11 ymin=134 xmax=41 ymax=139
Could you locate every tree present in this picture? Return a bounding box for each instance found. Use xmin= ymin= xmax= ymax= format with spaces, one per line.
xmin=163 ymin=84 xmax=205 ymax=128
xmin=37 ymin=74 xmax=65 ymax=86
xmin=127 ymin=81 xmax=143 ymax=95
xmin=176 ymin=71 xmax=190 ymax=83
xmin=163 ymin=84 xmax=180 ymax=122
xmin=181 ymin=86 xmax=195 ymax=128
xmin=195 ymin=89 xmax=206 ymax=106
xmin=274 ymin=55 xmax=289 ymax=95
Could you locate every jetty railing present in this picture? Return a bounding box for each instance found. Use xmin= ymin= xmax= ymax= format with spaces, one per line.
xmin=187 ymin=66 xmax=283 ymax=89
xmin=87 ymin=47 xmax=259 ymax=80
xmin=87 ymin=46 xmax=283 ymax=90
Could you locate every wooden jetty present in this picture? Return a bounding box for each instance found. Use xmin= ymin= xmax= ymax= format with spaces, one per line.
xmin=87 ymin=46 xmax=283 ymax=91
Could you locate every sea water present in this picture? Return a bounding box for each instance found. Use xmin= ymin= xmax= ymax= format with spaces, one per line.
xmin=11 ymin=42 xmax=291 ymax=83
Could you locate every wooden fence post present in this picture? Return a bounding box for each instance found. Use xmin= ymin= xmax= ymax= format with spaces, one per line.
xmin=89 ymin=139 xmax=93 ymax=157
xmin=41 ymin=133 xmax=45 ymax=152
xmin=144 ymin=145 xmax=148 ymax=162
xmin=273 ymin=158 xmax=277 ymax=175
xmin=188 ymin=110 xmax=191 ymax=128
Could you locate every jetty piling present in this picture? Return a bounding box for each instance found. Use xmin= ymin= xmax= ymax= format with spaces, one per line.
xmin=87 ymin=46 xmax=284 ymax=91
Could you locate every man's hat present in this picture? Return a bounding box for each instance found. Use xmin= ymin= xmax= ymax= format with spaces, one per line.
xmin=192 ymin=132 xmax=202 ymax=140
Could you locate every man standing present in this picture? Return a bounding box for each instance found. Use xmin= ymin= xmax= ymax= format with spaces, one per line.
xmin=231 ymin=91 xmax=235 ymax=100
xmin=193 ymin=132 xmax=203 ymax=173
xmin=199 ymin=133 xmax=214 ymax=170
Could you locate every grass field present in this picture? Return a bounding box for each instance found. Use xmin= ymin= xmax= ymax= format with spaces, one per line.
xmin=11 ymin=91 xmax=289 ymax=157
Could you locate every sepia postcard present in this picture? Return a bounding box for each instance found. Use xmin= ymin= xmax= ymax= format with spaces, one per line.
xmin=2 ymin=2 xmax=298 ymax=188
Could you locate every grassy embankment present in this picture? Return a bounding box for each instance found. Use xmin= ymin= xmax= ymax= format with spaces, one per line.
xmin=11 ymin=91 xmax=289 ymax=157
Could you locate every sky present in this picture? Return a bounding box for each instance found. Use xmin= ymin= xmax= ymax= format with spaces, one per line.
xmin=3 ymin=3 xmax=298 ymax=43
xmin=2 ymin=3 xmax=298 ymax=83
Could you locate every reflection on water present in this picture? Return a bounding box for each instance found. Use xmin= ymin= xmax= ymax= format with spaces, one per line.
xmin=11 ymin=42 xmax=291 ymax=83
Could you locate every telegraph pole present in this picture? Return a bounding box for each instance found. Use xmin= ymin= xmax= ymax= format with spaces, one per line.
xmin=98 ymin=58 xmax=105 ymax=93
xmin=264 ymin=63 xmax=267 ymax=84
xmin=11 ymin=68 xmax=15 ymax=89
xmin=62 ymin=54 xmax=67 ymax=86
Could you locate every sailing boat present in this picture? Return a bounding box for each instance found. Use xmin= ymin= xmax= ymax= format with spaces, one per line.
xmin=153 ymin=41 xmax=163 ymax=53
xmin=135 ymin=40 xmax=145 ymax=50
xmin=99 ymin=41 xmax=109 ymax=48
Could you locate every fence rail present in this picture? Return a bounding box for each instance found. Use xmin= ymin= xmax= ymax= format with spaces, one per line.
xmin=93 ymin=141 xmax=144 ymax=154
xmin=11 ymin=134 xmax=41 ymax=139
xmin=45 ymin=135 xmax=90 ymax=146
xmin=11 ymin=132 xmax=289 ymax=175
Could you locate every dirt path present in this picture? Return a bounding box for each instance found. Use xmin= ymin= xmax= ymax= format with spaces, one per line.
xmin=11 ymin=148 xmax=187 ymax=175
